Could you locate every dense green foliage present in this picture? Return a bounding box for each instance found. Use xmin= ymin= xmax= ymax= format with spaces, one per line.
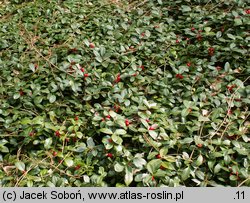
xmin=0 ymin=0 xmax=249 ymax=187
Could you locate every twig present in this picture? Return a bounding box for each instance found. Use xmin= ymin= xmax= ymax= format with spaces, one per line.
xmin=238 ymin=176 xmax=250 ymax=187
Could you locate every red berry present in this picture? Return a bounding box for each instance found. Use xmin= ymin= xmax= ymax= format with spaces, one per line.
xmin=216 ymin=66 xmax=222 ymax=71
xmin=156 ymin=154 xmax=161 ymax=159
xmin=176 ymin=39 xmax=180 ymax=43
xmin=69 ymin=48 xmax=78 ymax=53
xmin=196 ymin=34 xmax=202 ymax=41
xmin=208 ymin=47 xmax=215 ymax=56
xmin=175 ymin=74 xmax=184 ymax=79
xmin=114 ymin=105 xmax=120 ymax=112
xmin=227 ymin=85 xmax=236 ymax=93
xmin=106 ymin=115 xmax=111 ymax=119
xmin=191 ymin=27 xmax=195 ymax=31
xmin=84 ymin=73 xmax=89 ymax=77
xmin=152 ymin=176 xmax=155 ymax=181
xmin=227 ymin=109 xmax=233 ymax=115
xmin=149 ymin=126 xmax=156 ymax=130
xmin=160 ymin=165 xmax=166 ymax=170
xmin=80 ymin=68 xmax=85 ymax=72
xmin=125 ymin=119 xmax=130 ymax=126
xmin=101 ymin=117 xmax=105 ymax=122
xmin=75 ymin=164 xmax=81 ymax=170
xmin=141 ymin=32 xmax=145 ymax=37
xmin=115 ymin=73 xmax=121 ymax=83
xmin=245 ymin=9 xmax=250 ymax=14
xmin=53 ymin=151 xmax=57 ymax=156
xmin=197 ymin=143 xmax=203 ymax=148
xmin=108 ymin=138 xmax=113 ymax=143
xmin=34 ymin=64 xmax=38 ymax=69
xmin=146 ymin=118 xmax=150 ymax=123
xmin=139 ymin=65 xmax=145 ymax=70
xmin=132 ymin=73 xmax=137 ymax=76
xmin=234 ymin=98 xmax=242 ymax=102
xmin=89 ymin=43 xmax=95 ymax=48
xmin=106 ymin=153 xmax=113 ymax=158
xmin=187 ymin=62 xmax=191 ymax=67
xmin=29 ymin=132 xmax=34 ymax=136
xmin=55 ymin=130 xmax=60 ymax=137
xmin=75 ymin=116 xmax=79 ymax=121
xmin=19 ymin=90 xmax=25 ymax=96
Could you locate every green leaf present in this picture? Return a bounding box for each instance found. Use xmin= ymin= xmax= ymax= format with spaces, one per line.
xmin=182 ymin=137 xmax=194 ymax=144
xmin=44 ymin=138 xmax=52 ymax=149
xmin=148 ymin=130 xmax=158 ymax=139
xmin=114 ymin=163 xmax=124 ymax=172
xmin=140 ymin=119 xmax=149 ymax=128
xmin=13 ymin=93 xmax=20 ymax=99
xmin=181 ymin=167 xmax=191 ymax=181
xmin=45 ymin=122 xmax=57 ymax=131
xmin=216 ymin=31 xmax=222 ymax=38
xmin=114 ymin=129 xmax=126 ymax=135
xmin=0 ymin=145 xmax=9 ymax=153
xmin=214 ymin=163 xmax=222 ymax=174
xmin=15 ymin=161 xmax=25 ymax=171
xmin=133 ymin=157 xmax=146 ymax=169
xmin=157 ymin=0 xmax=162 ymax=4
xmin=100 ymin=128 xmax=113 ymax=134
xmin=195 ymin=154 xmax=203 ymax=166
xmin=234 ymin=18 xmax=242 ymax=25
xmin=64 ymin=157 xmax=74 ymax=167
xmin=32 ymin=116 xmax=44 ymax=125
xmin=164 ymin=155 xmax=176 ymax=162
xmin=204 ymin=27 xmax=212 ymax=33
xmin=181 ymin=5 xmax=191 ymax=12
xmin=147 ymin=159 xmax=162 ymax=174
xmin=198 ymin=115 xmax=210 ymax=122
xmin=109 ymin=111 xmax=117 ymax=118
xmin=227 ymin=34 xmax=235 ymax=40
xmin=111 ymin=134 xmax=123 ymax=145
xmin=87 ymin=137 xmax=95 ymax=147
xmin=224 ymin=62 xmax=230 ymax=71
xmin=49 ymin=94 xmax=56 ymax=103
xmin=125 ymin=166 xmax=133 ymax=186
xmin=29 ymin=63 xmax=35 ymax=72
xmin=195 ymin=170 xmax=205 ymax=180
xmin=116 ymin=119 xmax=126 ymax=129
xmin=76 ymin=132 xmax=83 ymax=139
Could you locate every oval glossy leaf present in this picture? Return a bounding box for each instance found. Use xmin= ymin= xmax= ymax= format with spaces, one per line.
xmin=100 ymin=128 xmax=113 ymax=134
xmin=64 ymin=157 xmax=74 ymax=167
xmin=15 ymin=161 xmax=25 ymax=171
xmin=114 ymin=129 xmax=126 ymax=135
xmin=124 ymin=166 xmax=133 ymax=186
xmin=147 ymin=159 xmax=162 ymax=174
xmin=44 ymin=138 xmax=52 ymax=149
xmin=181 ymin=167 xmax=191 ymax=181
xmin=49 ymin=95 xmax=56 ymax=103
xmin=114 ymin=163 xmax=124 ymax=172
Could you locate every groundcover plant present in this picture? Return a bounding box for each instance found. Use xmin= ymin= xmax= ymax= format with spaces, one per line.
xmin=0 ymin=0 xmax=249 ymax=187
